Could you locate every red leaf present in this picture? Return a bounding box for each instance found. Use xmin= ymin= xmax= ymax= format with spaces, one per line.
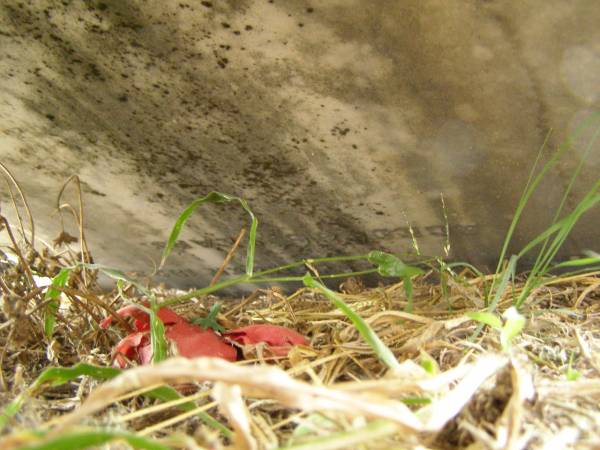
xmin=108 ymin=314 xmax=237 ymax=367
xmin=112 ymin=331 xmax=150 ymax=368
xmin=225 ymin=324 xmax=308 ymax=356
xmin=138 ymin=341 xmax=153 ymax=365
xmin=166 ymin=322 xmax=237 ymax=361
xmin=100 ymin=304 xmax=186 ymax=331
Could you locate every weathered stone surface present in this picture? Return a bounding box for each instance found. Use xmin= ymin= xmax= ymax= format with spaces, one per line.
xmin=0 ymin=1 xmax=598 ymax=288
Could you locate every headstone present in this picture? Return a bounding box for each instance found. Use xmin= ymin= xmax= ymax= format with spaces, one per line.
xmin=1 ymin=1 xmax=598 ymax=288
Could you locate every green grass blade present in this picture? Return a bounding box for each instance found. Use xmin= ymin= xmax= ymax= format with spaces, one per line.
xmin=500 ymin=307 xmax=525 ymax=351
xmin=514 ymin=184 xmax=599 ymax=307
xmin=488 ymin=255 xmax=517 ymax=312
xmin=470 ymin=255 xmax=517 ymax=340
xmin=0 ymin=364 xmax=120 ymax=430
xmin=516 ymin=216 xmax=588 ymax=260
xmin=129 ymin=302 xmax=169 ymax=364
xmin=445 ymin=261 xmax=484 ymax=277
xmin=401 ymin=396 xmax=432 ymax=405
xmin=252 ymin=254 xmax=371 ymax=278
xmin=283 ymin=419 xmax=398 ymax=450
xmin=566 ymin=352 xmax=581 ymax=381
xmin=77 ymin=263 xmax=152 ymax=298
xmin=192 ymin=302 xmax=225 ymax=333
xmin=43 ymin=267 xmax=71 ymax=339
xmin=303 ymin=273 xmax=400 ymax=371
xmin=30 ymin=363 xmax=121 ymax=390
xmin=159 ymin=192 xmax=258 ymax=276
xmin=493 ymin=131 xmax=552 ymax=276
xmin=465 ymin=312 xmax=502 ymax=330
xmin=159 ymin=268 xmax=381 ymax=308
xmin=73 ymin=264 xmax=170 ymax=362
xmin=18 ymin=428 xmax=169 ymax=450
xmin=149 ymin=308 xmax=168 ymax=363
xmin=367 ymin=251 xmax=424 ymax=312
xmin=248 ymin=269 xmax=379 ymax=284
xmin=146 ymin=386 xmax=232 ymax=436
xmin=0 ymin=364 xmax=208 ymax=432
xmin=159 ymin=274 xmax=250 ymax=307
xmin=537 ymin=187 xmax=599 ymax=271
xmin=0 ymin=394 xmax=26 ymax=431
xmin=367 ymin=251 xmax=424 ymax=278
xmin=551 ymin=256 xmax=600 ymax=269
xmin=490 ymin=113 xmax=600 ymax=303
xmin=548 ymin=266 xmax=600 ymax=278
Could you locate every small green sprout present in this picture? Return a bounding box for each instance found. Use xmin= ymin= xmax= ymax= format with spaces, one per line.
xmin=565 ymin=351 xmax=581 ymax=381
xmin=467 ymin=306 xmax=525 ymax=352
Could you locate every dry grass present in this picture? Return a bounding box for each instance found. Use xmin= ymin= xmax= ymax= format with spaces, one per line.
xmin=1 ymin=250 xmax=599 ymax=449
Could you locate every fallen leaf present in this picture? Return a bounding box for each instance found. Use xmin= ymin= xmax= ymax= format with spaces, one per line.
xmin=225 ymin=324 xmax=308 ymax=356
xmin=102 ymin=305 xmax=236 ymax=367
xmin=112 ymin=331 xmax=151 ymax=368
xmin=100 ymin=304 xmax=185 ymax=331
xmin=167 ymin=322 xmax=237 ymax=361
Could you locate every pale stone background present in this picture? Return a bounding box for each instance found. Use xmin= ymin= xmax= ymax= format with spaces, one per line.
xmin=0 ymin=0 xmax=598 ymax=288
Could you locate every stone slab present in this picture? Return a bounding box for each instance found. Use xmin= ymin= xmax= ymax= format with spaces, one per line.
xmin=1 ymin=0 xmax=598 ymax=288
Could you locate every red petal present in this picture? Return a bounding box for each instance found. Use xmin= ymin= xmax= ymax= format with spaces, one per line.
xmin=100 ymin=304 xmax=186 ymax=331
xmin=157 ymin=308 xmax=187 ymax=325
xmin=225 ymin=324 xmax=307 ymax=356
xmin=112 ymin=331 xmax=149 ymax=368
xmin=138 ymin=342 xmax=153 ymax=365
xmin=166 ymin=322 xmax=237 ymax=361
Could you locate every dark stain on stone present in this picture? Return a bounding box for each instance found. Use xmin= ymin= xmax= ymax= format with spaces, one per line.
xmin=331 ymin=126 xmax=350 ymax=136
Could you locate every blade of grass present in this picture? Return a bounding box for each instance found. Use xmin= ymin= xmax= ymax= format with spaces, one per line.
xmin=18 ymin=428 xmax=169 ymax=450
xmin=77 ymin=263 xmax=169 ymax=363
xmin=247 ymin=269 xmax=379 ymax=284
xmin=367 ymin=251 xmax=424 ymax=278
xmin=77 ymin=263 xmax=152 ymax=297
xmin=546 ymin=267 xmax=600 ymax=278
xmin=283 ymin=419 xmax=398 ymax=450
xmin=465 ymin=312 xmax=502 ymax=330
xmin=525 ymin=120 xmax=600 ymax=275
xmin=145 ymin=386 xmax=232 ymax=437
xmin=159 ymin=192 xmax=257 ymax=276
xmin=158 ymin=268 xmax=380 ymax=308
xmin=0 ymin=364 xmax=119 ymax=430
xmin=515 ymin=182 xmax=599 ymax=307
xmin=149 ymin=307 xmax=168 ymax=364
xmin=445 ymin=261 xmax=484 ymax=277
xmin=551 ymin=256 xmax=600 ymax=270
xmin=43 ymin=267 xmax=71 ymax=339
xmin=470 ymin=255 xmax=517 ymax=340
xmin=0 ymin=364 xmax=214 ymax=432
xmin=489 ymin=113 xmax=599 ymax=305
xmin=192 ymin=302 xmax=225 ymax=333
xmin=367 ymin=251 xmax=424 ymax=312
xmin=252 ymin=253 xmax=372 ymax=278
xmin=500 ymin=307 xmax=525 ymax=351
xmin=303 ymin=273 xmax=401 ymax=371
